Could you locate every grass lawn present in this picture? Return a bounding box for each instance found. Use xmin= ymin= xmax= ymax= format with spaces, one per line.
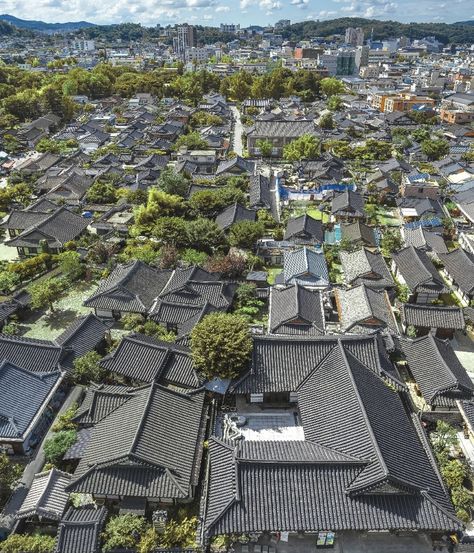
xmin=376 ymin=208 xmax=400 ymax=227
xmin=306 ymin=209 xmax=331 ymax=224
xmin=22 ymin=280 xmax=98 ymax=341
xmin=267 ymin=267 xmax=282 ymax=285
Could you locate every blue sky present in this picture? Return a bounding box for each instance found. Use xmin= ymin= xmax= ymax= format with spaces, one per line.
xmin=3 ymin=0 xmax=471 ymax=27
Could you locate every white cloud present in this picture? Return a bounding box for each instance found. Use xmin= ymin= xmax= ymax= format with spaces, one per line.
xmin=291 ymin=0 xmax=310 ymax=8
xmin=215 ymin=5 xmax=230 ymax=11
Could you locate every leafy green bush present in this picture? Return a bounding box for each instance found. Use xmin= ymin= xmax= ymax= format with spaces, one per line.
xmin=0 ymin=534 xmax=56 ymax=553
xmin=43 ymin=430 xmax=77 ymax=464
xmin=102 ymin=514 xmax=148 ymax=552
xmin=72 ymin=352 xmax=105 ymax=384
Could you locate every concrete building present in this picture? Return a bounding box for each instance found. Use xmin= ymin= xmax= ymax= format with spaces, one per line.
xmin=174 ymin=24 xmax=197 ymax=59
xmin=345 ymin=27 xmax=364 ymax=46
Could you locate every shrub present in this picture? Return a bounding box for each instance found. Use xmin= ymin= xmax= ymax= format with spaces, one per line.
xmin=191 ymin=313 xmax=252 ymax=379
xmin=72 ymin=352 xmax=105 ymax=384
xmin=51 ymin=404 xmax=78 ymax=432
xmin=102 ymin=514 xmax=148 ymax=552
xmin=0 ymin=534 xmax=56 ymax=553
xmin=43 ymin=430 xmax=77 ymax=464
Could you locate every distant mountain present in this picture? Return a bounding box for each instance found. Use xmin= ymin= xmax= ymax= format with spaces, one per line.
xmin=280 ymin=17 xmax=474 ymax=45
xmin=455 ymin=20 xmax=474 ymax=25
xmin=0 ymin=14 xmax=95 ymax=33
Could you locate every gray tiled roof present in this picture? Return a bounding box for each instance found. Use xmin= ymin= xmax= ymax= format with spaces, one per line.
xmin=0 ymin=361 xmax=62 ymax=439
xmin=0 ymin=334 xmax=63 ymax=373
xmin=282 ymin=247 xmax=329 ymax=287
xmin=341 ymin=221 xmax=377 ymax=247
xmin=331 ymin=190 xmax=365 ymax=217
xmin=340 ymin=248 xmax=394 ymax=289
xmin=17 ymin=469 xmax=72 ymax=521
xmin=55 ymin=505 xmax=107 ymax=553
xmin=392 ymin=246 xmax=446 ymax=293
xmin=55 ymin=314 xmax=110 ymax=370
xmin=101 ymin=333 xmax=200 ymax=388
xmin=401 ymin=304 xmax=465 ymax=330
xmin=401 ymin=335 xmax=474 ymax=407
xmin=215 ymin=203 xmax=256 ymax=230
xmin=68 ymin=384 xmax=206 ymax=500
xmin=336 ymin=285 xmax=398 ymax=334
xmin=5 ymin=207 xmax=89 ymax=249
xmin=205 ymin=341 xmax=458 ymax=538
xmin=248 ymin=119 xmax=318 ymax=139
xmin=403 ymin=227 xmax=448 ymax=254
xmin=439 ymin=248 xmax=474 ymax=296
xmin=84 ymin=261 xmax=172 ymax=313
xmin=268 ymin=284 xmax=325 ymax=335
xmin=233 ymin=334 xmax=401 ymax=394
xmin=284 ymin=214 xmax=324 ymax=244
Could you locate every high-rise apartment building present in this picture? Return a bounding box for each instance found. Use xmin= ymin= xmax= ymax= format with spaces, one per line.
xmin=174 ymin=24 xmax=197 ymax=59
xmin=345 ymin=27 xmax=364 ymax=47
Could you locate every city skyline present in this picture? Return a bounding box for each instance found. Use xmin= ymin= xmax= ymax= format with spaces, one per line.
xmin=1 ymin=0 xmax=471 ymax=30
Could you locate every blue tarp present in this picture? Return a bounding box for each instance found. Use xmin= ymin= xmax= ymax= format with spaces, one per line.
xmin=404 ymin=218 xmax=443 ymax=230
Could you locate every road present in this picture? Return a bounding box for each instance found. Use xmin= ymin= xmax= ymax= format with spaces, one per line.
xmin=230 ymin=106 xmax=243 ymax=157
xmin=0 ymin=385 xmax=83 ymax=535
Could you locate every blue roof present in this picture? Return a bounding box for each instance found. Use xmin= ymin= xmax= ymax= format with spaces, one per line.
xmin=0 ymin=361 xmax=62 ymax=439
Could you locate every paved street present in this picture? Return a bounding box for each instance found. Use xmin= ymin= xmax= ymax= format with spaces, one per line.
xmin=230 ymin=105 xmax=243 ymax=156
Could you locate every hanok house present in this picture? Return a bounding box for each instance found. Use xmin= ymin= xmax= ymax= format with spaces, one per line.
xmin=340 ymin=221 xmax=377 ymax=249
xmin=202 ymin=335 xmax=460 ymax=550
xmin=391 ymin=246 xmax=448 ymax=303
xmin=401 ymin=304 xmax=465 ymax=339
xmin=4 ymin=207 xmax=89 ymax=257
xmin=284 ymin=214 xmax=324 ymax=246
xmin=331 ymin=189 xmax=365 ymax=222
xmin=268 ymin=284 xmax=326 ymax=336
xmin=335 ymin=284 xmax=399 ymax=335
xmin=0 ymin=362 xmax=63 ymax=454
xmin=339 ymin=248 xmax=394 ymax=291
xmin=246 ymin=119 xmax=319 ymax=157
xmin=401 ymin=335 xmax=474 ymax=412
xmin=99 ymin=333 xmax=201 ymax=389
xmin=276 ymin=247 xmax=330 ymax=290
xmin=54 ymin=505 xmax=107 ymax=553
xmin=215 ymin=203 xmax=256 ymax=231
xmin=439 ymin=248 xmax=474 ymax=306
xmin=66 ymin=384 xmax=207 ymax=511
xmin=249 ymin=173 xmax=277 ymax=218
xmin=0 ymin=198 xmax=57 ymax=239
xmin=16 ymin=468 xmax=72 ymax=523
xmin=402 ymin=226 xmax=448 ymax=259
xmin=149 ymin=266 xmax=236 ymax=335
xmin=84 ymin=260 xmax=172 ymax=319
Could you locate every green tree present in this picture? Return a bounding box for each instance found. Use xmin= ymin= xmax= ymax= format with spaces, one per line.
xmin=174 ymin=131 xmax=208 ymax=151
xmin=43 ymin=430 xmax=77 ymax=464
xmin=152 ymin=217 xmax=188 ymax=248
xmin=0 ymin=270 xmax=19 ymax=293
xmin=256 ymin=139 xmax=273 ymax=158
xmin=157 ymin=168 xmax=189 ymax=198
xmin=29 ymin=277 xmax=65 ymax=312
xmin=327 ymin=95 xmax=343 ymax=111
xmin=72 ymin=351 xmax=105 ymax=384
xmin=364 ymin=204 xmax=378 ymax=224
xmin=102 ymin=514 xmax=148 ymax=552
xmin=186 ymin=218 xmax=225 ymax=253
xmin=0 ymin=453 xmax=22 ymax=499
xmin=319 ymin=113 xmax=335 ymax=130
xmin=86 ymin=180 xmax=118 ymax=204
xmin=421 ymin=138 xmax=449 ymax=161
xmin=380 ymin=230 xmax=402 ymax=257
xmin=441 ymin=459 xmax=467 ymax=490
xmin=283 ymin=134 xmax=320 ymax=161
xmin=51 ymin=404 xmax=78 ymax=432
xmin=58 ymin=250 xmax=84 ymax=281
xmin=191 ymin=312 xmax=252 ymax=379
xmin=228 ymin=220 xmax=265 ymax=249
xmin=180 ymin=248 xmax=209 ymax=266
xmin=0 ymin=534 xmax=56 ymax=553
xmin=320 ymin=77 xmax=345 ymax=97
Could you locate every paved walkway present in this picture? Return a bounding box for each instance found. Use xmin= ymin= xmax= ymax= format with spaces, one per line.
xmin=0 ymin=385 xmax=83 ymax=534
xmin=453 ymin=330 xmax=474 ymax=376
xmin=230 ymin=105 xmax=243 ymax=156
